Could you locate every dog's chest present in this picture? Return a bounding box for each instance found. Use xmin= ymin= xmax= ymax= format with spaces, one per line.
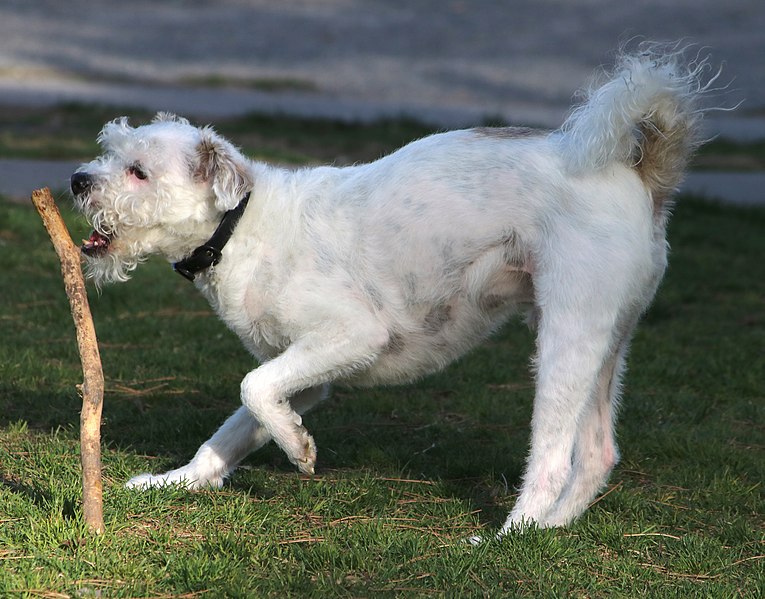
xmin=197 ymin=264 xmax=289 ymax=361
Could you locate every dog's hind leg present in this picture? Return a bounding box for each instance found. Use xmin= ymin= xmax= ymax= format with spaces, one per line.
xmin=126 ymin=384 xmax=328 ymax=489
xmin=502 ymin=315 xmax=617 ymax=531
xmin=499 ymin=230 xmax=634 ymax=532
xmin=540 ymin=321 xmax=635 ymax=527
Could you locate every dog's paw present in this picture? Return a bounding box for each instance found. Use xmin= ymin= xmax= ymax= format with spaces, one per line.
xmin=499 ymin=512 xmax=543 ymax=536
xmin=125 ymin=472 xmax=174 ymax=490
xmin=125 ymin=468 xmax=224 ymax=491
xmin=296 ymin=429 xmax=317 ymax=475
xmin=282 ymin=425 xmax=317 ymax=475
xmin=465 ymin=530 xmax=509 ymax=545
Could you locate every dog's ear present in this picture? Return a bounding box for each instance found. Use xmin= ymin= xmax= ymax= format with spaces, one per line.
xmin=97 ymin=116 xmax=133 ymax=146
xmin=194 ymin=127 xmax=254 ymax=211
xmin=152 ymin=112 xmax=190 ymax=126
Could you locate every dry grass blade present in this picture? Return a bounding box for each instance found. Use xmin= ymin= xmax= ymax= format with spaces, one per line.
xmin=623 ymin=532 xmax=682 ymax=540
xmin=277 ymin=536 xmax=325 ymax=545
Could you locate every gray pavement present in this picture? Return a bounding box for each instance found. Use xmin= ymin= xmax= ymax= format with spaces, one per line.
xmin=0 ymin=0 xmax=763 ymax=206
xmin=1 ymin=1 xmax=763 ymax=131
xmin=0 ymin=159 xmax=81 ymax=201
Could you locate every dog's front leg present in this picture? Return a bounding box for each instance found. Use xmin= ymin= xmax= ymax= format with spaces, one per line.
xmin=241 ymin=322 xmax=390 ymax=474
xmin=126 ymin=385 xmax=329 ymax=489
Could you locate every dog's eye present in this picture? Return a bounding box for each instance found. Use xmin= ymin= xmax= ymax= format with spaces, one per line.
xmin=128 ymin=164 xmax=148 ymax=180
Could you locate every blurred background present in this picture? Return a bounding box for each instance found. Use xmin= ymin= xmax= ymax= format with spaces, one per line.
xmin=0 ymin=0 xmax=763 ymax=201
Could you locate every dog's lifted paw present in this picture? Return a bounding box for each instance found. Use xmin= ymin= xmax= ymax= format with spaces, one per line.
xmin=287 ymin=426 xmax=317 ymax=475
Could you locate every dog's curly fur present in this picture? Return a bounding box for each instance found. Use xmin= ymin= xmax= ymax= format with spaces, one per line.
xmin=72 ymin=44 xmax=716 ymax=534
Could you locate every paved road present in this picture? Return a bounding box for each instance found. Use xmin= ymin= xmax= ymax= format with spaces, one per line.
xmin=0 ymin=0 xmax=763 ymax=133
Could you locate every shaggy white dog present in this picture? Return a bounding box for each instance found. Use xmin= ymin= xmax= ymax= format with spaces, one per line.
xmin=72 ymin=45 xmax=716 ymax=533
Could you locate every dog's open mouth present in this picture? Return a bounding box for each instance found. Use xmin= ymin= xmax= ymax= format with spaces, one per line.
xmin=81 ymin=230 xmax=112 ymax=257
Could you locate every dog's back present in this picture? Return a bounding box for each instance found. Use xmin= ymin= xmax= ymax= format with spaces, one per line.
xmin=287 ymin=46 xmax=717 ymax=386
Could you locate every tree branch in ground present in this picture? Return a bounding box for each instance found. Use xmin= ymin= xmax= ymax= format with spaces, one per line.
xmin=31 ymin=187 xmax=105 ymax=535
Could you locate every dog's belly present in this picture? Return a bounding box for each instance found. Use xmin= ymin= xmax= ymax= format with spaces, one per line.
xmin=348 ymin=260 xmax=534 ymax=386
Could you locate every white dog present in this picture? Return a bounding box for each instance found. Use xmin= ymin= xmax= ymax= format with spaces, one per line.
xmin=71 ymin=45 xmax=716 ymax=533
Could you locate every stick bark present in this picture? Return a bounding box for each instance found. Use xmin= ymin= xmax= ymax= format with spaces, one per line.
xmin=31 ymin=187 xmax=105 ymax=535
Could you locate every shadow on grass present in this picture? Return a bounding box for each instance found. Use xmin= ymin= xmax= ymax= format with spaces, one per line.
xmin=1 ymin=361 xmax=534 ymax=529
xmin=0 ymin=388 xmax=81 ymax=432
xmin=0 ymin=474 xmax=79 ymax=523
xmin=0 ymin=475 xmax=54 ymax=510
xmin=96 ymin=371 xmax=534 ymax=527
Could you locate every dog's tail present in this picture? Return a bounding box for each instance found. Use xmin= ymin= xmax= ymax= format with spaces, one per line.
xmin=559 ymin=43 xmax=720 ymax=211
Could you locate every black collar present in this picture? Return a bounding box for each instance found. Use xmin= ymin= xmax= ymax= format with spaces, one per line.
xmin=173 ymin=192 xmax=251 ymax=282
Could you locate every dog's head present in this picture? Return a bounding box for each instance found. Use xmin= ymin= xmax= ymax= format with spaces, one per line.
xmin=71 ymin=112 xmax=253 ymax=285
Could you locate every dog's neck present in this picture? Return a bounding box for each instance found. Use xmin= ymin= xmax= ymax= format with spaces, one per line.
xmin=173 ymin=192 xmax=251 ymax=282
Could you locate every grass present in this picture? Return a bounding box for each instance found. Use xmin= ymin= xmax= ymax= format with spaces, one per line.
xmin=0 ymin=104 xmax=435 ymax=165
xmin=1 ymin=112 xmax=764 ymax=596
xmin=2 ymin=102 xmax=765 ymax=170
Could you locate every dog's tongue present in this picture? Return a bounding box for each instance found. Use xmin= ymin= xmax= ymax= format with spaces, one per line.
xmin=81 ymin=230 xmax=111 ymax=256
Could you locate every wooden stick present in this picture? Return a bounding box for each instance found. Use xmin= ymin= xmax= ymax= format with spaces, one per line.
xmin=31 ymin=187 xmax=105 ymax=535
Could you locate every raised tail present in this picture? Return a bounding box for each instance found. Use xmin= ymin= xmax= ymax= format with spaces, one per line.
xmin=559 ymin=43 xmax=720 ymax=211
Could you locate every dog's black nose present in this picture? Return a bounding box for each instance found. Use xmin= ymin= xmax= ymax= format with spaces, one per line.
xmin=70 ymin=172 xmax=93 ymax=196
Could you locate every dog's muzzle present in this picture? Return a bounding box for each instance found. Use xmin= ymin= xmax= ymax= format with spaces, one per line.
xmin=70 ymin=172 xmax=94 ymax=197
xmin=70 ymin=171 xmax=113 ymax=257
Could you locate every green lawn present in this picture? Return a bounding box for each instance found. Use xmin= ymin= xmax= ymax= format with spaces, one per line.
xmin=0 ymin=114 xmax=763 ymax=597
xmin=2 ymin=102 xmax=764 ymax=170
xmin=0 ymin=103 xmax=435 ymax=166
